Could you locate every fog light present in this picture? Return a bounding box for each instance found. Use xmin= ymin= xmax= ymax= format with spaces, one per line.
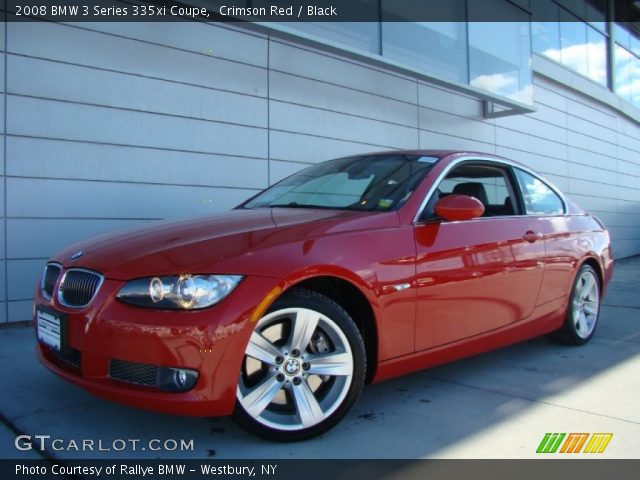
xmin=175 ymin=369 xmax=187 ymax=387
xmin=157 ymin=367 xmax=198 ymax=392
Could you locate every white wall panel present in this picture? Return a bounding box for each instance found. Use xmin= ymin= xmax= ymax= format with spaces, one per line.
xmin=8 ymin=302 xmax=31 ymax=323
xmin=270 ymin=71 xmax=417 ymax=128
xmin=70 ymin=21 xmax=268 ymax=67
xmin=495 ymin=127 xmax=567 ymax=159
xmin=532 ymin=83 xmax=567 ymax=111
xmin=7 ymin=219 xmax=151 ymax=260
xmin=7 ymin=259 xmax=44 ymax=301
xmin=269 ymin=40 xmax=416 ymax=104
xmin=9 ymin=55 xmax=268 ymax=128
xmin=8 ymin=96 xmax=267 ymax=158
xmin=269 ymin=131 xmax=377 ymax=164
xmin=7 ymin=178 xmax=255 ymax=219
xmin=495 ymin=115 xmax=566 ymax=145
xmin=566 ymin=97 xmax=616 ymax=129
xmin=419 ymin=130 xmax=496 ymax=153
xmin=7 ymin=137 xmax=268 ymax=189
xmin=418 ymin=83 xmax=483 ymax=118
xmin=420 ymin=108 xmax=495 ymax=144
xmin=0 ymin=134 xmax=4 ymax=176
xmin=8 ymin=22 xmax=267 ymax=97
xmin=270 ymin=101 xmax=417 ymax=148
xmin=0 ymin=262 xmax=5 ymax=303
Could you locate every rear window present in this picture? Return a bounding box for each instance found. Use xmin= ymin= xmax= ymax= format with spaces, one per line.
xmin=514 ymin=168 xmax=564 ymax=215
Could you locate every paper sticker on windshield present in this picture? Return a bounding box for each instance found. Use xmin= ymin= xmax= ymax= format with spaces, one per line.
xmin=418 ymin=156 xmax=439 ymax=163
xmin=378 ymin=199 xmax=394 ymax=209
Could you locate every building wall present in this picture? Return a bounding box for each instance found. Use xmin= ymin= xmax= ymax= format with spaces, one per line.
xmin=3 ymin=20 xmax=640 ymax=322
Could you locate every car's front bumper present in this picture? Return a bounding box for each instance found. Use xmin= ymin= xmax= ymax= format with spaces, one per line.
xmin=34 ymin=275 xmax=284 ymax=417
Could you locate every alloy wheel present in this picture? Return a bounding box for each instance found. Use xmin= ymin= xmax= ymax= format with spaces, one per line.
xmin=237 ymin=307 xmax=354 ymax=431
xmin=571 ymin=269 xmax=600 ymax=340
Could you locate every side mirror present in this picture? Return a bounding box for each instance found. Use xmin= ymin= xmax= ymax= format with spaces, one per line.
xmin=434 ymin=194 xmax=485 ymax=221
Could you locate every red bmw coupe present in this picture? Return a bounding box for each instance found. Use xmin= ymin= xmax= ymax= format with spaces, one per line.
xmin=34 ymin=151 xmax=612 ymax=441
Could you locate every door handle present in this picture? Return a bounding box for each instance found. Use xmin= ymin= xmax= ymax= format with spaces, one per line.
xmin=523 ymin=230 xmax=543 ymax=243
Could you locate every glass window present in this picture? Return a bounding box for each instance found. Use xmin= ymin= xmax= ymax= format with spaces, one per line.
xmin=614 ymin=43 xmax=634 ymax=102
xmin=587 ymin=26 xmax=608 ymax=85
xmin=633 ymin=55 xmax=640 ymax=108
xmin=532 ymin=0 xmax=561 ymax=60
xmin=423 ymin=164 xmax=519 ymax=220
xmin=514 ymin=169 xmax=564 ymax=215
xmin=557 ymin=0 xmax=607 ymax=30
xmin=381 ymin=0 xmax=467 ymax=84
xmin=244 ymin=155 xmax=437 ymax=212
xmin=560 ymin=15 xmax=589 ymax=78
xmin=285 ymin=22 xmax=380 ymax=54
xmin=468 ymin=0 xmax=533 ymax=103
xmin=614 ymin=23 xmax=632 ymax=50
xmin=585 ymin=0 xmax=607 ymax=32
xmin=631 ymin=35 xmax=640 ymax=57
xmin=533 ymin=1 xmax=608 ymax=87
xmin=382 ymin=22 xmax=468 ymax=84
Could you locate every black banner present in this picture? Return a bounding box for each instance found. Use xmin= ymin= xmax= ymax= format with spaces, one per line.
xmin=6 ymin=0 xmax=640 ymax=22
xmin=4 ymin=459 xmax=640 ymax=480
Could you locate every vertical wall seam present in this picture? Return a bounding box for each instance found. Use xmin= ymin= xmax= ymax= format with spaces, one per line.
xmin=4 ymin=8 xmax=8 ymax=322
xmin=267 ymin=37 xmax=271 ymax=186
xmin=416 ymin=80 xmax=420 ymax=148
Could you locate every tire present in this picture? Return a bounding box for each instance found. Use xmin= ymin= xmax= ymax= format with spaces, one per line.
xmin=232 ymin=288 xmax=366 ymax=441
xmin=549 ymin=264 xmax=601 ymax=346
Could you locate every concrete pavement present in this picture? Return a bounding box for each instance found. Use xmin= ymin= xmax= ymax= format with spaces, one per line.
xmin=2 ymin=257 xmax=639 ymax=459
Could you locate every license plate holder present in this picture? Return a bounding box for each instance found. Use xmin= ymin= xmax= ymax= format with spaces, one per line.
xmin=36 ymin=308 xmax=67 ymax=353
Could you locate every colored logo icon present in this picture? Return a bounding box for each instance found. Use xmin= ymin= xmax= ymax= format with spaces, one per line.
xmin=536 ymin=433 xmax=613 ymax=454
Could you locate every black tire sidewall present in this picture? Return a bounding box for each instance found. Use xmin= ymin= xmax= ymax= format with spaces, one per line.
xmin=232 ymin=288 xmax=366 ymax=442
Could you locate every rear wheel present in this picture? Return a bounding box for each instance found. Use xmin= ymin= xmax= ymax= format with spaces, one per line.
xmin=550 ymin=264 xmax=601 ymax=346
xmin=233 ymin=289 xmax=366 ymax=441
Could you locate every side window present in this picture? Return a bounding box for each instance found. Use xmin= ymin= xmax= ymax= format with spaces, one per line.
xmin=514 ymin=168 xmax=564 ymax=215
xmin=420 ymin=163 xmax=519 ymax=220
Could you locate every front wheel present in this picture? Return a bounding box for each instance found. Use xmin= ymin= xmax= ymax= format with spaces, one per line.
xmin=232 ymin=289 xmax=366 ymax=441
xmin=550 ymin=264 xmax=601 ymax=346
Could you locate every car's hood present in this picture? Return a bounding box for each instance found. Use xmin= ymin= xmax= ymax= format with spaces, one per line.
xmin=53 ymin=208 xmax=394 ymax=279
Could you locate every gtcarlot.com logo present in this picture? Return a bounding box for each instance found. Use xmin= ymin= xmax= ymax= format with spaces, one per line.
xmin=14 ymin=434 xmax=195 ymax=452
xmin=536 ymin=432 xmax=613 ymax=454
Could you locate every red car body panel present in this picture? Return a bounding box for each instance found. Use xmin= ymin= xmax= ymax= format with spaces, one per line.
xmin=33 ymin=151 xmax=613 ymax=417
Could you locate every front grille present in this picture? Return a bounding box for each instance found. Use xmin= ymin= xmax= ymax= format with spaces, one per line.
xmin=58 ymin=269 xmax=103 ymax=308
xmin=52 ymin=348 xmax=82 ymax=370
xmin=41 ymin=264 xmax=61 ymax=299
xmin=109 ymin=359 xmax=159 ymax=387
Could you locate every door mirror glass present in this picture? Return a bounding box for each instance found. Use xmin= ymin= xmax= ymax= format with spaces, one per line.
xmin=434 ymin=194 xmax=485 ymax=221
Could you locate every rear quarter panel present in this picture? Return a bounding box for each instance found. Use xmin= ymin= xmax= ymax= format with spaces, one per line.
xmin=536 ymin=214 xmax=613 ymax=306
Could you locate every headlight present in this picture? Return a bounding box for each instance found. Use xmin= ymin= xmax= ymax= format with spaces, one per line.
xmin=116 ymin=274 xmax=243 ymax=310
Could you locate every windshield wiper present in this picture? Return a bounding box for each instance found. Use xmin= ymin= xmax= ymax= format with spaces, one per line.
xmin=268 ymin=203 xmax=342 ymax=210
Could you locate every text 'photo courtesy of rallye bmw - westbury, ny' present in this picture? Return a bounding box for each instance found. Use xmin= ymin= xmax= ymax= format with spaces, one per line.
xmin=15 ymin=463 xmax=278 ymax=477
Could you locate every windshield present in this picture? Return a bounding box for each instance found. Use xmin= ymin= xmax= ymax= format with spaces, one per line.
xmin=242 ymin=154 xmax=439 ymax=212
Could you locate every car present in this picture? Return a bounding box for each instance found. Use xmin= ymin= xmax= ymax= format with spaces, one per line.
xmin=33 ymin=151 xmax=613 ymax=441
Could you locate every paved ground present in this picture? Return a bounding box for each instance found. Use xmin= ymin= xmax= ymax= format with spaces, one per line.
xmin=2 ymin=257 xmax=639 ymax=460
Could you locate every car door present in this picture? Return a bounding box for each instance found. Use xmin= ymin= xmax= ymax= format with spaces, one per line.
xmin=413 ymin=161 xmax=546 ymax=351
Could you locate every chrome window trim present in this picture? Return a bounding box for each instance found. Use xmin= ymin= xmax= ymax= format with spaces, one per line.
xmin=413 ymin=155 xmax=568 ymax=224
xmin=40 ymin=262 xmax=62 ymax=301
xmin=57 ymin=268 xmax=105 ymax=309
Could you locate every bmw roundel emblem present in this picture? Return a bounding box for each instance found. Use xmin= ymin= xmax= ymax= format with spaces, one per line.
xmin=70 ymin=251 xmax=84 ymax=261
